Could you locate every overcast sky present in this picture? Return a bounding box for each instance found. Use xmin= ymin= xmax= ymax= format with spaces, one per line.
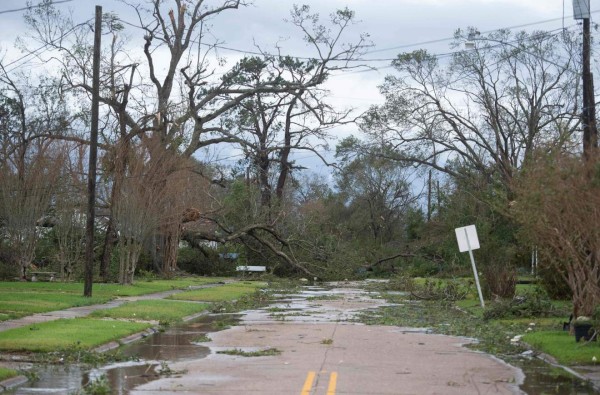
xmin=0 ymin=0 xmax=587 ymax=177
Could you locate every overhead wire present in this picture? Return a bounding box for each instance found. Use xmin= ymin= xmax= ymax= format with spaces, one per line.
xmin=117 ymin=12 xmax=585 ymax=64
xmin=365 ymin=9 xmax=600 ymax=55
xmin=2 ymin=19 xmax=94 ymax=75
xmin=0 ymin=0 xmax=73 ymax=15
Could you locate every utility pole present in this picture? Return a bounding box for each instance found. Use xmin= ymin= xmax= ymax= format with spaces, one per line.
xmin=574 ymin=0 xmax=598 ymax=159
xmin=84 ymin=5 xmax=102 ymax=297
xmin=427 ymin=169 xmax=432 ymax=221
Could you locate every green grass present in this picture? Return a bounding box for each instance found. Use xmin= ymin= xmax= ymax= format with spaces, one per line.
xmin=0 ymin=318 xmax=151 ymax=352
xmin=0 ymin=277 xmax=227 ymax=321
xmin=0 ymin=367 xmax=18 ymax=381
xmin=0 ymin=293 xmax=110 ymax=321
xmin=169 ymin=281 xmax=266 ymax=302
xmin=0 ymin=277 xmax=227 ymax=297
xmin=523 ymin=330 xmax=600 ymax=365
xmin=90 ymin=300 xmax=209 ymax=324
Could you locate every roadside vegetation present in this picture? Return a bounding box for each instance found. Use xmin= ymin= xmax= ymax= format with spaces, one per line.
xmin=363 ymin=276 xmax=600 ymax=372
xmin=0 ymin=279 xmax=270 ymax=355
xmin=0 ymin=318 xmax=152 ymax=352
xmin=0 ymin=367 xmax=18 ymax=381
xmin=169 ymin=282 xmax=267 ymax=302
xmin=0 ymin=278 xmax=224 ymax=321
xmin=90 ymin=300 xmax=210 ymax=325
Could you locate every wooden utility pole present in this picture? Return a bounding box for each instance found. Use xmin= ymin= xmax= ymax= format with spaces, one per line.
xmin=581 ymin=9 xmax=598 ymax=159
xmin=427 ymin=169 xmax=432 ymax=221
xmin=84 ymin=5 xmax=102 ymax=297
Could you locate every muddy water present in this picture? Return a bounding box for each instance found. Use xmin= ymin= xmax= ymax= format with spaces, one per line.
xmin=11 ymin=315 xmax=232 ymax=395
xmin=516 ymin=357 xmax=598 ymax=394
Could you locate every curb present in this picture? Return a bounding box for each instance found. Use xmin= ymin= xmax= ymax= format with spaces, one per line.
xmin=536 ymin=352 xmax=600 ymax=392
xmin=0 ymin=375 xmax=28 ymax=392
xmin=92 ymin=310 xmax=210 ymax=353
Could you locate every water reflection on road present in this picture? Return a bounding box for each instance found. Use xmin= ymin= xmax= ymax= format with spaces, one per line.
xmin=12 ymin=315 xmax=232 ymax=395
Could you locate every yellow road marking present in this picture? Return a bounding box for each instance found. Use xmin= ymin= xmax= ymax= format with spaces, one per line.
xmin=327 ymin=372 xmax=338 ymax=395
xmin=301 ymin=371 xmax=316 ymax=395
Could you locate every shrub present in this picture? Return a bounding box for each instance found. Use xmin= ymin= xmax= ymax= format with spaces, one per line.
xmin=177 ymin=246 xmax=232 ymax=276
xmin=535 ymin=258 xmax=571 ymax=300
xmin=481 ymin=263 xmax=517 ymax=299
xmin=411 ymin=278 xmax=471 ymax=301
xmin=483 ymin=289 xmax=555 ymax=320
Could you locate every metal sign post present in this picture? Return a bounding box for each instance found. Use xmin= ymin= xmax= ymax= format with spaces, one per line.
xmin=455 ymin=225 xmax=485 ymax=308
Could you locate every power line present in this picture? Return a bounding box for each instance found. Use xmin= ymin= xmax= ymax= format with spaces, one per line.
xmin=0 ymin=0 xmax=73 ymax=15
xmin=2 ymin=19 xmax=93 ymax=74
xmin=365 ymin=9 xmax=600 ymax=54
xmin=118 ymin=15 xmax=582 ymax=64
xmin=332 ymin=25 xmax=577 ymax=77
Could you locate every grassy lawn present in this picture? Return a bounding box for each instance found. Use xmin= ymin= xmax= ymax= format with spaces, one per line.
xmin=0 ymin=277 xmax=226 ymax=297
xmin=523 ymin=330 xmax=600 ymax=365
xmin=169 ymin=281 xmax=266 ymax=302
xmin=0 ymin=293 xmax=110 ymax=321
xmin=0 ymin=318 xmax=151 ymax=352
xmin=0 ymin=367 xmax=18 ymax=381
xmin=0 ymin=277 xmax=227 ymax=321
xmin=90 ymin=299 xmax=210 ymax=324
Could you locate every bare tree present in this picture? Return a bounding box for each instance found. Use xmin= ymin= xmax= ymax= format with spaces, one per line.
xmin=112 ymin=138 xmax=193 ymax=284
xmin=54 ymin=144 xmax=88 ymax=281
xmin=0 ymin=70 xmax=67 ymax=278
xmin=20 ymin=1 xmax=370 ymax=276
xmin=361 ymin=28 xmax=581 ymax=202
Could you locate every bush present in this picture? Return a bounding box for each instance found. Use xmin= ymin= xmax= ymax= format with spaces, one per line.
xmin=536 ymin=259 xmax=571 ymax=300
xmin=483 ymin=289 xmax=555 ymax=320
xmin=0 ymin=247 xmax=17 ymax=280
xmin=411 ymin=278 xmax=471 ymax=301
xmin=481 ymin=263 xmax=517 ymax=299
xmin=404 ymin=257 xmax=441 ymax=277
xmin=177 ymin=246 xmax=232 ymax=276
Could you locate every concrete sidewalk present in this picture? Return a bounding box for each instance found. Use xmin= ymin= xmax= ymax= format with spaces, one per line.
xmin=0 ymin=284 xmax=221 ymax=333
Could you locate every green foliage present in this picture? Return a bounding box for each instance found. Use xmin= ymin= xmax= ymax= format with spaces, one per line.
xmin=177 ymin=246 xmax=231 ymax=276
xmin=0 ymin=255 xmax=18 ymax=280
xmin=403 ymin=256 xmax=441 ymax=277
xmin=90 ymin=300 xmax=209 ymax=325
xmin=535 ymin=261 xmax=572 ymax=300
xmin=83 ymin=374 xmax=110 ymax=395
xmin=193 ymin=334 xmax=211 ymax=343
xmin=410 ymin=278 xmax=472 ymax=301
xmin=483 ymin=290 xmax=556 ymax=320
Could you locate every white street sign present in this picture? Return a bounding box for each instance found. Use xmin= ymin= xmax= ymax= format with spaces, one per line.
xmin=573 ymin=0 xmax=590 ymax=19
xmin=455 ymin=225 xmax=480 ymax=252
xmin=455 ymin=224 xmax=485 ymax=308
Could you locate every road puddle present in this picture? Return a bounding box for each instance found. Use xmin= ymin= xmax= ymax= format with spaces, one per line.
xmin=11 ymin=314 xmax=238 ymax=395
